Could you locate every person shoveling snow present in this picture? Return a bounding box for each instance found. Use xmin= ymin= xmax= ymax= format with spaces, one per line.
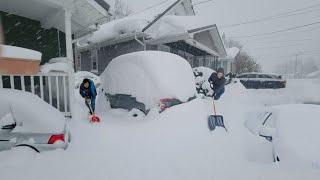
xmin=208 ymin=68 xmax=227 ymax=131
xmin=79 ymin=78 xmax=100 ymax=123
xmin=208 ymin=67 xmax=226 ymax=100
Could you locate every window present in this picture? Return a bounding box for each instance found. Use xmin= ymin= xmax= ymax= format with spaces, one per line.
xmin=91 ymin=49 xmax=98 ymax=72
xmin=247 ymin=74 xmax=257 ymax=78
xmin=237 ymin=75 xmax=247 ymax=78
xmin=158 ymin=45 xmax=170 ymax=52
xmin=258 ymin=74 xmax=272 ymax=79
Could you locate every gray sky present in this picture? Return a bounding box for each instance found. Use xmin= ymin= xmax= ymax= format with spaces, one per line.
xmin=113 ymin=0 xmax=320 ymax=72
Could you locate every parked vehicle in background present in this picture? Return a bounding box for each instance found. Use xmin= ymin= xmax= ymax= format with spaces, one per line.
xmin=0 ymin=89 xmax=71 ymax=153
xmin=100 ymin=51 xmax=196 ymax=115
xmin=237 ymin=73 xmax=286 ymax=89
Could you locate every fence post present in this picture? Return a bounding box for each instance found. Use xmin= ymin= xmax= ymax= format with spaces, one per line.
xmin=56 ymin=76 xmax=60 ymax=111
xmin=21 ymin=76 xmax=25 ymax=91
xmin=30 ymin=76 xmax=35 ymax=94
xmin=10 ymin=75 xmax=14 ymax=89
xmin=48 ymin=76 xmax=52 ymax=105
xmin=0 ymin=75 xmax=2 ymax=88
xmin=63 ymin=76 xmax=67 ymax=113
xmin=40 ymin=76 xmax=44 ymax=99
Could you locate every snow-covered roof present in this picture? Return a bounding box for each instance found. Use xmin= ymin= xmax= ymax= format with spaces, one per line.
xmin=82 ymin=0 xmax=193 ymax=45
xmin=0 ymin=45 xmax=42 ymax=60
xmin=146 ymin=15 xmax=217 ymax=39
xmin=226 ymin=47 xmax=240 ymax=59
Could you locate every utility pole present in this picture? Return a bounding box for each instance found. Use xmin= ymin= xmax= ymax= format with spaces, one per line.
xmin=294 ymin=54 xmax=298 ymax=79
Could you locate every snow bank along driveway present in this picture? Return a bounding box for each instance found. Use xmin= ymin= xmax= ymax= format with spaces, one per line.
xmin=0 ymin=79 xmax=319 ymax=180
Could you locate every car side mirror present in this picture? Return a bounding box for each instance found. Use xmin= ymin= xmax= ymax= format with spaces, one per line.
xmin=259 ymin=127 xmax=276 ymax=137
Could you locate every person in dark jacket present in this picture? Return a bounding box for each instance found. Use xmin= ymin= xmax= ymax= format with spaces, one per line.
xmin=79 ymin=78 xmax=97 ymax=115
xmin=208 ymin=67 xmax=226 ymax=100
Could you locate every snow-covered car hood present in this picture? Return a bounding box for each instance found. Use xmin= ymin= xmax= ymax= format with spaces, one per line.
xmin=0 ymin=89 xmax=66 ymax=133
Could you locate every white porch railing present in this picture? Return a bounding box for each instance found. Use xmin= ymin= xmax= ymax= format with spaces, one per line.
xmin=0 ymin=72 xmax=71 ymax=117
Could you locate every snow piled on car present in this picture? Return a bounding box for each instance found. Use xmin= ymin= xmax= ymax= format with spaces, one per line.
xmin=100 ymin=51 xmax=196 ymax=109
xmin=271 ymin=104 xmax=320 ymax=169
xmin=0 ymin=89 xmax=66 ymax=133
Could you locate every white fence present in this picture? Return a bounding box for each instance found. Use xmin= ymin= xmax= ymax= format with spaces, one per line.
xmin=0 ymin=73 xmax=71 ymax=117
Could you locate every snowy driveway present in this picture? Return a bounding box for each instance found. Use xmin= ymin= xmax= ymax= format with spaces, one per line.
xmin=0 ymin=79 xmax=319 ymax=180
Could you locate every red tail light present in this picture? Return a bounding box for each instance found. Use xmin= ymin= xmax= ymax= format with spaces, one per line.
xmin=48 ymin=134 xmax=65 ymax=144
xmin=159 ymin=98 xmax=173 ymax=111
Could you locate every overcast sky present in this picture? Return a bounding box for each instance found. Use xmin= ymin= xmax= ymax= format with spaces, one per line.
xmin=109 ymin=0 xmax=320 ymax=72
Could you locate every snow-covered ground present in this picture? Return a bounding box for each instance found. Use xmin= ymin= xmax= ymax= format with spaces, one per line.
xmin=0 ymin=79 xmax=319 ymax=180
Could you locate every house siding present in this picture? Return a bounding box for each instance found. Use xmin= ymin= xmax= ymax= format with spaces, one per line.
xmin=0 ymin=11 xmax=66 ymax=64
xmin=79 ymin=39 xmax=144 ymax=74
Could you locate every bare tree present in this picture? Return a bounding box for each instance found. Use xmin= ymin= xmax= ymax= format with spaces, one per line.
xmin=234 ymin=51 xmax=261 ymax=74
xmin=223 ymin=35 xmax=261 ymax=73
xmin=113 ymin=0 xmax=133 ymax=19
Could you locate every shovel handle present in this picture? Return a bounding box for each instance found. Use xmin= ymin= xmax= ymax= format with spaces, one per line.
xmin=213 ymin=99 xmax=217 ymax=115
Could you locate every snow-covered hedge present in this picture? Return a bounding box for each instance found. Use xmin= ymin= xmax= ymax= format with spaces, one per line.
xmin=193 ymin=67 xmax=215 ymax=97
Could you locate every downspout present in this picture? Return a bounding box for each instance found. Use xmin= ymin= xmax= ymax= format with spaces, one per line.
xmin=134 ymin=34 xmax=146 ymax=51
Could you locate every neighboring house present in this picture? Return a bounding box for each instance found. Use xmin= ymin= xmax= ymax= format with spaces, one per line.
xmin=75 ymin=0 xmax=227 ymax=74
xmin=0 ymin=0 xmax=111 ymax=116
xmin=219 ymin=47 xmax=240 ymax=73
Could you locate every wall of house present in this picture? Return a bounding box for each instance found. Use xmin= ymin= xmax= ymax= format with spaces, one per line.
xmin=0 ymin=11 xmax=66 ymax=64
xmin=79 ymin=39 xmax=144 ymax=74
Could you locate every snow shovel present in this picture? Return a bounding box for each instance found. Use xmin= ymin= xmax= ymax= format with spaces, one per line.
xmin=85 ymin=99 xmax=101 ymax=123
xmin=208 ymin=99 xmax=227 ymax=131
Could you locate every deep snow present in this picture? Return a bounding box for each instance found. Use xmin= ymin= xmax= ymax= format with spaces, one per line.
xmin=0 ymin=79 xmax=319 ymax=179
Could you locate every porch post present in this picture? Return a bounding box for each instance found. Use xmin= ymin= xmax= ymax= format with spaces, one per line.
xmin=64 ymin=9 xmax=75 ymax=118
xmin=64 ymin=10 xmax=73 ymax=66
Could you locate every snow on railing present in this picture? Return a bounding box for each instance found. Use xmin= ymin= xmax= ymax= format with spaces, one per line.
xmin=0 ymin=72 xmax=71 ymax=117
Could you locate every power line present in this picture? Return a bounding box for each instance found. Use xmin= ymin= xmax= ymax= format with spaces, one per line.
xmin=230 ymin=21 xmax=320 ymax=39
xmin=220 ymin=3 xmax=320 ymax=28
xmin=233 ymin=24 xmax=320 ymax=42
xmin=251 ymin=43 xmax=307 ymax=50
xmin=193 ymin=0 xmax=214 ymax=6
xmin=130 ymin=0 xmax=170 ymax=16
xmin=253 ymin=49 xmax=320 ymax=58
xmin=244 ymin=38 xmax=314 ymax=45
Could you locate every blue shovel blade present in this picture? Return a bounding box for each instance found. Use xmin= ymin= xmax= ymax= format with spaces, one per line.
xmin=208 ymin=115 xmax=226 ymax=131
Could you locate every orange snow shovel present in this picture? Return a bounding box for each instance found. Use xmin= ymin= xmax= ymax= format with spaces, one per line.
xmin=85 ymin=99 xmax=101 ymax=123
xmin=208 ymin=99 xmax=227 ymax=131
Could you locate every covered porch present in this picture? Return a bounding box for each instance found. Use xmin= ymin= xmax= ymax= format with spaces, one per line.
xmin=0 ymin=0 xmax=111 ymax=117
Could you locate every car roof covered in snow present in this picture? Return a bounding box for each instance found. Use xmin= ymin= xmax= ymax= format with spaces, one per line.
xmin=100 ymin=51 xmax=196 ymax=109
xmin=0 ymin=89 xmax=66 ymax=133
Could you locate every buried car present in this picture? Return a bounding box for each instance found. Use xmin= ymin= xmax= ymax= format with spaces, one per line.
xmin=245 ymin=104 xmax=320 ymax=168
xmin=0 ymin=89 xmax=70 ymax=153
xmin=100 ymin=51 xmax=197 ymax=115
